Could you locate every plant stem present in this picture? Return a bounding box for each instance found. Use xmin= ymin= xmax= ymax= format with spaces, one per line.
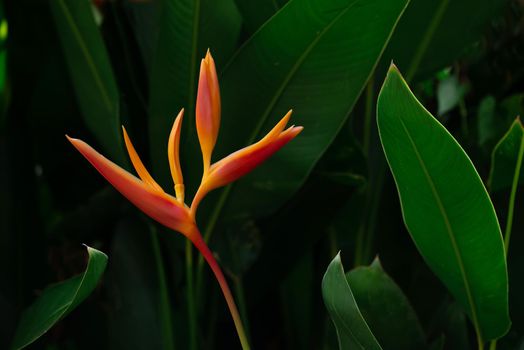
xmin=196 ymin=185 xmax=233 ymax=294
xmin=150 ymin=227 xmax=175 ymax=350
xmin=477 ymin=332 xmax=484 ymax=350
xmin=362 ymin=78 xmax=375 ymax=156
xmin=489 ymin=127 xmax=524 ymax=350
xmin=503 ymin=134 xmax=524 ymax=252
xmin=186 ymin=240 xmax=197 ymax=350
xmin=233 ymin=277 xmax=251 ymax=344
xmin=192 ymin=230 xmax=251 ymax=350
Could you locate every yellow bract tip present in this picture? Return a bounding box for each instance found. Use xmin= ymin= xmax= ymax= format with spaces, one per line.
xmin=122 ymin=126 xmax=164 ymax=193
xmin=168 ymin=109 xmax=185 ymax=202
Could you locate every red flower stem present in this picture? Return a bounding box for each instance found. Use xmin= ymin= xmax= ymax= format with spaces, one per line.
xmin=191 ymin=229 xmax=251 ymax=350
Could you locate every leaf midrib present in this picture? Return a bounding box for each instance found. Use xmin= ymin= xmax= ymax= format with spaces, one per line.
xmin=396 ymin=114 xmax=481 ymax=338
xmin=245 ymin=0 xmax=359 ymax=146
xmin=56 ymin=0 xmax=114 ymax=113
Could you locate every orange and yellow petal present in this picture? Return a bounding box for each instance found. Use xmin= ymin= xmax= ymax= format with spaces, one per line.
xmin=67 ymin=136 xmax=195 ymax=237
xmin=191 ymin=113 xmax=302 ymax=211
xmin=168 ymin=109 xmax=185 ymax=202
xmin=122 ymin=126 xmax=163 ymax=193
xmin=207 ymin=125 xmax=302 ymax=190
xmin=196 ymin=51 xmax=221 ymax=173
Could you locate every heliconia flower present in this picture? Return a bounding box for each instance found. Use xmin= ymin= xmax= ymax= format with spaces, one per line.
xmin=68 ymin=50 xmax=302 ymax=350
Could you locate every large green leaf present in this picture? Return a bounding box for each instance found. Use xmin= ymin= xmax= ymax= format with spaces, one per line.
xmin=215 ymin=0 xmax=409 ymax=221
xmin=148 ymin=0 xmax=241 ymax=189
xmin=233 ymin=0 xmax=283 ymax=35
xmin=322 ymin=253 xmax=382 ymax=350
xmin=488 ymin=117 xmax=524 ymax=193
xmin=50 ymin=0 xmax=126 ymax=165
xmin=10 ymin=245 xmax=108 ymax=350
xmin=347 ymin=258 xmax=426 ymax=350
xmin=383 ymin=0 xmax=508 ymax=80
xmin=377 ymin=65 xmax=510 ymax=341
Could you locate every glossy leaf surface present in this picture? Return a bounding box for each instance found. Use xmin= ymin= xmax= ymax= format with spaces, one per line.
xmin=489 ymin=117 xmax=524 ymax=193
xmin=217 ymin=0 xmax=409 ymax=220
xmin=377 ymin=65 xmax=510 ymax=341
xmin=322 ymin=253 xmax=382 ymax=350
xmin=347 ymin=258 xmax=426 ymax=350
xmin=11 ymin=245 xmax=108 ymax=350
xmin=50 ymin=0 xmax=125 ymax=164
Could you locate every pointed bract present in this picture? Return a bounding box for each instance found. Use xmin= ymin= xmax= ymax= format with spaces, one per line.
xmin=168 ymin=109 xmax=185 ymax=202
xmin=67 ymin=136 xmax=196 ymax=237
xmin=192 ymin=112 xmax=302 ymax=210
xmin=122 ymin=127 xmax=163 ymax=193
xmin=196 ymin=51 xmax=221 ymax=173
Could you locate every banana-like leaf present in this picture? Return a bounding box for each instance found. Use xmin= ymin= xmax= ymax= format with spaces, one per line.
xmin=10 ymin=245 xmax=108 ymax=350
xmin=215 ymin=0 xmax=409 ymax=221
xmin=377 ymin=65 xmax=510 ymax=341
xmin=50 ymin=0 xmax=126 ymax=165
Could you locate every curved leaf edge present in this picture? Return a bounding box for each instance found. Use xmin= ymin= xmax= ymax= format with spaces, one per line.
xmin=10 ymin=245 xmax=108 ymax=350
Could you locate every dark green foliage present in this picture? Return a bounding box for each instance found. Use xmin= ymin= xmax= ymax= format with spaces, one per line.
xmin=2 ymin=0 xmax=523 ymax=349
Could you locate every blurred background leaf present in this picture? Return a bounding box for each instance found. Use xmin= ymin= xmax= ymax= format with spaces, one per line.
xmin=148 ymin=0 xmax=242 ymax=192
xmin=50 ymin=0 xmax=126 ymax=165
xmin=382 ymin=0 xmax=509 ymax=81
xmin=489 ymin=117 xmax=524 ymax=192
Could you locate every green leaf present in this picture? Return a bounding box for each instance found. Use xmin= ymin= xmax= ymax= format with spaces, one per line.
xmin=10 ymin=245 xmax=108 ymax=350
xmin=50 ymin=0 xmax=126 ymax=165
xmin=383 ymin=0 xmax=509 ymax=80
xmin=347 ymin=258 xmax=426 ymax=350
xmin=322 ymin=253 xmax=382 ymax=350
xmin=148 ymin=0 xmax=241 ymax=189
xmin=233 ymin=0 xmax=282 ymax=35
xmin=216 ymin=0 xmax=409 ymax=221
xmin=377 ymin=65 xmax=510 ymax=341
xmin=489 ymin=117 xmax=524 ymax=193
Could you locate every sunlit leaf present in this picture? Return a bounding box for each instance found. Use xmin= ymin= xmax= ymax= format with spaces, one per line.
xmin=377 ymin=65 xmax=510 ymax=341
